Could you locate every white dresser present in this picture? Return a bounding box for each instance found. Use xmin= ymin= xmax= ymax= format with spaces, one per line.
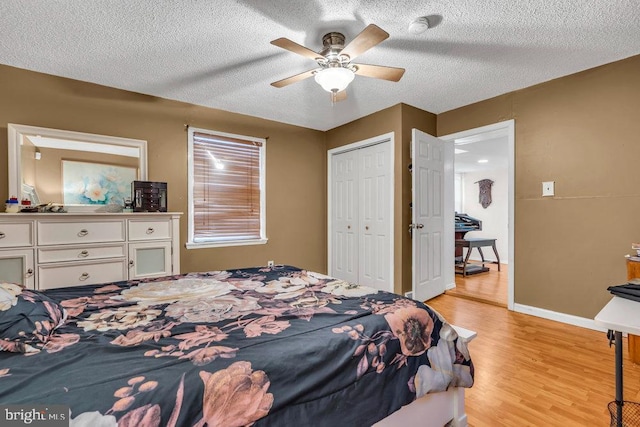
xmin=0 ymin=212 xmax=181 ymax=290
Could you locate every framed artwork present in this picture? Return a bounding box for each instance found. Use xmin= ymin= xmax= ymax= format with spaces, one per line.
xmin=62 ymin=160 xmax=138 ymax=206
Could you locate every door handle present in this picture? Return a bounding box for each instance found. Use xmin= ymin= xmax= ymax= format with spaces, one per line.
xmin=416 ymin=224 xmax=424 ymax=229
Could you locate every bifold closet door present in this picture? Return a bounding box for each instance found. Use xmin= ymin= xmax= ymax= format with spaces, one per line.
xmin=330 ymin=142 xmax=392 ymax=292
xmin=357 ymin=143 xmax=392 ymax=290
xmin=331 ymin=149 xmax=358 ymax=284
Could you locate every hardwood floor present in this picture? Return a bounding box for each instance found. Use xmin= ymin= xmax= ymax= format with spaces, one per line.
xmin=447 ymin=262 xmax=507 ymax=307
xmin=427 ymin=294 xmax=640 ymax=426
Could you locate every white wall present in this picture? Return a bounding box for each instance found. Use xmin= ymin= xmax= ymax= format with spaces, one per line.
xmin=460 ymin=168 xmax=508 ymax=264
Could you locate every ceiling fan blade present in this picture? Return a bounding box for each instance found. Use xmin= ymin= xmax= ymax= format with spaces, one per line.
xmin=271 ymin=68 xmax=320 ymax=88
xmin=340 ymin=24 xmax=389 ymax=60
xmin=270 ymin=38 xmax=323 ymax=61
xmin=353 ymin=64 xmax=405 ymax=82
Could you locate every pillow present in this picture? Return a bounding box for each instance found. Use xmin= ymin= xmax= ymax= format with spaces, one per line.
xmin=0 ymin=282 xmax=67 ymax=353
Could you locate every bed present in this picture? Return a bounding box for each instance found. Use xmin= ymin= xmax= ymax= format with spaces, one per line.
xmin=0 ymin=265 xmax=474 ymax=426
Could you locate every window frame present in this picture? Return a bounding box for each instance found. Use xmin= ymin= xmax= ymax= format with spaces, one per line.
xmin=186 ymin=126 xmax=267 ymax=249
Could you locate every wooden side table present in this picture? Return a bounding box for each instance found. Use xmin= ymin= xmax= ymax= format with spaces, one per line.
xmin=625 ymin=259 xmax=640 ymax=364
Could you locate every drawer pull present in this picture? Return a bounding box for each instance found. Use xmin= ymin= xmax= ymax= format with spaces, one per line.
xmin=0 ymin=232 xmax=5 ymax=239
xmin=146 ymin=227 xmax=155 ymax=234
xmin=128 ymin=260 xmax=134 ymax=268
xmin=25 ymin=268 xmax=34 ymax=278
xmin=78 ymin=229 xmax=89 ymax=237
xmin=79 ymin=272 xmax=90 ymax=281
xmin=79 ymin=250 xmax=89 ymax=258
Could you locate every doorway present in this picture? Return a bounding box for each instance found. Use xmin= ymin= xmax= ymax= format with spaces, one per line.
xmin=440 ymin=120 xmax=515 ymax=310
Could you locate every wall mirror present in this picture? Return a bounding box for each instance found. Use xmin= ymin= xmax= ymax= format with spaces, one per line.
xmin=8 ymin=124 xmax=147 ymax=212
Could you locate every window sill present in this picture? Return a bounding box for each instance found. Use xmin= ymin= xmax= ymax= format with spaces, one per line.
xmin=185 ymin=238 xmax=268 ymax=249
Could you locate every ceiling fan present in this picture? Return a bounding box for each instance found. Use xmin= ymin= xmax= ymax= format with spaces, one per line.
xmin=270 ymin=24 xmax=405 ymax=102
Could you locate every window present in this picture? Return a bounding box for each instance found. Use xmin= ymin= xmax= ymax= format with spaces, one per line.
xmin=187 ymin=127 xmax=266 ymax=248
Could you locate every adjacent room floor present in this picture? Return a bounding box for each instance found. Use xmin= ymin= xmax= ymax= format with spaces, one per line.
xmin=427 ymin=294 xmax=640 ymax=427
xmin=447 ymin=262 xmax=507 ymax=307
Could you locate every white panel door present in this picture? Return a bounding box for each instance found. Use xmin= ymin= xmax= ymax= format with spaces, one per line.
xmin=412 ymin=129 xmax=446 ymax=301
xmin=358 ymin=143 xmax=393 ymax=291
xmin=331 ymin=150 xmax=358 ymax=284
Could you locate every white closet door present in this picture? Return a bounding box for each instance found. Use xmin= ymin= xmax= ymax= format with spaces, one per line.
xmin=331 ymin=150 xmax=358 ymax=284
xmin=358 ymin=143 xmax=392 ymax=291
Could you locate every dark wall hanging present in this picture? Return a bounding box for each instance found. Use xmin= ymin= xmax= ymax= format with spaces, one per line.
xmin=476 ymin=179 xmax=494 ymax=209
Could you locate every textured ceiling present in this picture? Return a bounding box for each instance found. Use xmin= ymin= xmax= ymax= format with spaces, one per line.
xmin=1 ymin=1 xmax=639 ymax=131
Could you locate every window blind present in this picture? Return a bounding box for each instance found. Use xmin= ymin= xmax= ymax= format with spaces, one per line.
xmin=192 ymin=131 xmax=263 ymax=242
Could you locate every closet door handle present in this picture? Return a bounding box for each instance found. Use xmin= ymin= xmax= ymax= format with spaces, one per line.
xmin=416 ymin=224 xmax=424 ymax=229
xmin=78 ymin=229 xmax=89 ymax=237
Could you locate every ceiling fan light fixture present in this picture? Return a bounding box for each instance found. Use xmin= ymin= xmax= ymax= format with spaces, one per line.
xmin=314 ymin=67 xmax=355 ymax=93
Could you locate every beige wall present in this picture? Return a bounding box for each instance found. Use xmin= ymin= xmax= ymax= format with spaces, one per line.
xmin=325 ymin=103 xmax=437 ymax=294
xmin=4 ymin=52 xmax=639 ymax=320
xmin=438 ymin=54 xmax=640 ymax=318
xmin=0 ymin=64 xmax=327 ymax=274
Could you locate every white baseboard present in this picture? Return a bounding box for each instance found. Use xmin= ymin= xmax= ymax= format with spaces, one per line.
xmin=513 ymin=303 xmax=608 ymax=333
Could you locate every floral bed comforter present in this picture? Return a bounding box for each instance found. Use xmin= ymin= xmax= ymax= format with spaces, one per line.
xmin=0 ymin=265 xmax=474 ymax=427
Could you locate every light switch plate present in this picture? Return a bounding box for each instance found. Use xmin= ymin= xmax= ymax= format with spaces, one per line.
xmin=542 ymin=181 xmax=555 ymax=197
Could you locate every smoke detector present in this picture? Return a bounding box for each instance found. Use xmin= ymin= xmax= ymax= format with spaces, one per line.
xmin=408 ymin=17 xmax=430 ymax=34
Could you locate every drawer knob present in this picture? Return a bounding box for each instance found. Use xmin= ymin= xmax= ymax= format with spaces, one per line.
xmin=79 ymin=250 xmax=89 ymax=258
xmin=25 ymin=268 xmax=33 ymax=278
xmin=129 ymin=260 xmax=135 ymax=268
xmin=146 ymin=227 xmax=155 ymax=234
xmin=0 ymin=232 xmax=5 ymax=238
xmin=79 ymin=272 xmax=90 ymax=281
xmin=78 ymin=229 xmax=89 ymax=237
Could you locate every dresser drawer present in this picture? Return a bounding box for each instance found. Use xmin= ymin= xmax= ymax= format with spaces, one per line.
xmin=38 ymin=220 xmax=125 ymax=245
xmin=0 ymin=221 xmax=34 ymax=248
xmin=38 ymin=260 xmax=127 ymax=290
xmin=38 ymin=244 xmax=126 ymax=264
xmin=128 ymin=219 xmax=171 ymax=241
